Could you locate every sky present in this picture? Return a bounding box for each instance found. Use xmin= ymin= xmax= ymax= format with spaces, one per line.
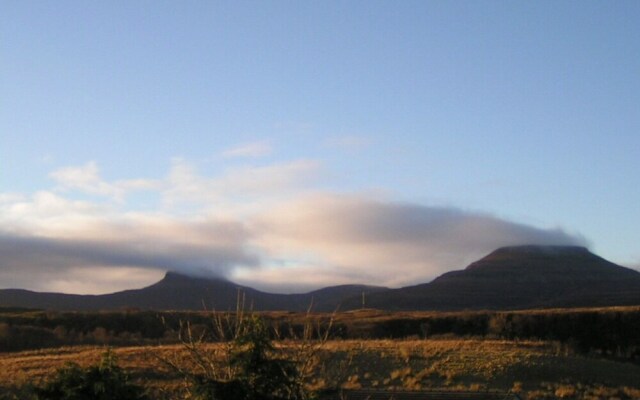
xmin=1 ymin=1 xmax=639 ymax=294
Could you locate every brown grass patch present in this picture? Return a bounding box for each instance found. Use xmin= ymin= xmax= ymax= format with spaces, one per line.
xmin=1 ymin=338 xmax=639 ymax=399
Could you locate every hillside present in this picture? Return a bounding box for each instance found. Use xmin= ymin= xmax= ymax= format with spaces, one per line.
xmin=0 ymin=271 xmax=386 ymax=312
xmin=360 ymin=245 xmax=640 ymax=310
xmin=1 ymin=245 xmax=639 ymax=311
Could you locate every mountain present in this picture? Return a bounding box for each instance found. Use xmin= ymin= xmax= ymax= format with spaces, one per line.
xmin=1 ymin=245 xmax=639 ymax=311
xmin=357 ymin=245 xmax=640 ymax=310
xmin=0 ymin=271 xmax=387 ymax=312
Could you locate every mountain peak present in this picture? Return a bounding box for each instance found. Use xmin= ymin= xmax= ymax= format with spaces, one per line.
xmin=157 ymin=271 xmax=230 ymax=287
xmin=478 ymin=245 xmax=597 ymax=266
xmin=364 ymin=244 xmax=640 ymax=311
xmin=2 ymin=246 xmax=639 ymax=311
xmin=163 ymin=271 xmax=193 ymax=280
xmin=464 ymin=245 xmax=623 ymax=276
xmin=490 ymin=245 xmax=590 ymax=256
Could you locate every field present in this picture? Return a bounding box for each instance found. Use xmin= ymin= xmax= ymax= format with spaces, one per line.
xmin=2 ymin=339 xmax=640 ymax=399
xmin=1 ymin=308 xmax=640 ymax=399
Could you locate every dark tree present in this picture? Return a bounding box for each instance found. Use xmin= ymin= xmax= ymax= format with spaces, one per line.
xmin=35 ymin=350 xmax=148 ymax=400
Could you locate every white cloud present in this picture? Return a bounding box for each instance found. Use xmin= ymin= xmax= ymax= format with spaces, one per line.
xmin=232 ymin=264 xmax=358 ymax=294
xmin=0 ymin=266 xmax=164 ymax=295
xmin=0 ymin=158 xmax=588 ymax=294
xmin=0 ymin=193 xmax=26 ymax=204
xmin=162 ymin=158 xmax=320 ymax=208
xmin=0 ymin=214 xmax=259 ymax=290
xmin=50 ymin=161 xmax=120 ymax=198
xmin=49 ymin=161 xmax=160 ymax=202
xmin=251 ymin=194 xmax=587 ymax=288
xmin=0 ymin=191 xmax=111 ymax=237
xmin=222 ymin=141 xmax=272 ymax=158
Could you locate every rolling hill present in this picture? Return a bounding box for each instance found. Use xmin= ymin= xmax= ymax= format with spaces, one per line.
xmin=0 ymin=271 xmax=386 ymax=312
xmin=1 ymin=245 xmax=639 ymax=311
xmin=357 ymin=245 xmax=640 ymax=310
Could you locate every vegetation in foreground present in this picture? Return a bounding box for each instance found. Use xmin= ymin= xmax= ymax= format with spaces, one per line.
xmin=1 ymin=306 xmax=639 ymax=361
xmin=1 ymin=339 xmax=639 ymax=399
xmin=34 ymin=350 xmax=148 ymax=400
xmin=1 ymin=307 xmax=640 ymax=399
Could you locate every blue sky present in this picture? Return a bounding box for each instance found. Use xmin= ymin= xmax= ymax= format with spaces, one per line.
xmin=1 ymin=1 xmax=639 ymax=293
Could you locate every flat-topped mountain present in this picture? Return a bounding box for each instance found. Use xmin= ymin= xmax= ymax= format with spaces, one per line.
xmin=0 ymin=271 xmax=387 ymax=312
xmin=1 ymin=245 xmax=639 ymax=311
xmin=359 ymin=245 xmax=640 ymax=310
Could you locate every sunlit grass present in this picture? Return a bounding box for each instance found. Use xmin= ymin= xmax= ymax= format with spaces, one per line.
xmin=2 ymin=338 xmax=639 ymax=399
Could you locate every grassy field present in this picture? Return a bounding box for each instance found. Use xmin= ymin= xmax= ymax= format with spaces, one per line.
xmin=1 ymin=338 xmax=639 ymax=399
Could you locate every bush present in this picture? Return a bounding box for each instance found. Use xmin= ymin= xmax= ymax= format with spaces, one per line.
xmin=35 ymin=350 xmax=148 ymax=400
xmin=156 ymin=304 xmax=339 ymax=400
xmin=173 ymin=316 xmax=307 ymax=400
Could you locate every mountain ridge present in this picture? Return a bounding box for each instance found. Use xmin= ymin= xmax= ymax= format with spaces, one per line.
xmin=1 ymin=245 xmax=639 ymax=311
xmin=0 ymin=270 xmax=388 ymax=312
xmin=357 ymin=245 xmax=640 ymax=310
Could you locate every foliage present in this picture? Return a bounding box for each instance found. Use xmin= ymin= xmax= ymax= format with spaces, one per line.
xmin=163 ymin=315 xmax=309 ymax=399
xmin=2 ymin=338 xmax=640 ymax=400
xmin=3 ymin=306 xmax=640 ymax=361
xmin=157 ymin=300 xmax=340 ymax=400
xmin=181 ymin=317 xmax=306 ymax=400
xmin=35 ymin=349 xmax=148 ymax=400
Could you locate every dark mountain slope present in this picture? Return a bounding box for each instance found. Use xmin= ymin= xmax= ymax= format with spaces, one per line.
xmin=2 ymin=245 xmax=638 ymax=311
xmin=359 ymin=246 xmax=640 ymax=310
xmin=0 ymin=272 xmax=387 ymax=312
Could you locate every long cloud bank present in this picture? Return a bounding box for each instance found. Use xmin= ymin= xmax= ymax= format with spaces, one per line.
xmin=0 ymin=159 xmax=587 ymax=293
xmin=239 ymin=195 xmax=586 ymax=291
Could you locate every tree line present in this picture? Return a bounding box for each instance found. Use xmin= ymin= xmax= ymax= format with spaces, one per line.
xmin=1 ymin=307 xmax=639 ymax=360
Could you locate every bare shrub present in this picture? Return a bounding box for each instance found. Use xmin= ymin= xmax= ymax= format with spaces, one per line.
xmin=156 ymin=298 xmax=341 ymax=400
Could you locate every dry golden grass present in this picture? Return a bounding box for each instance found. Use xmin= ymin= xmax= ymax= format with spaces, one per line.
xmin=1 ymin=339 xmax=639 ymax=399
